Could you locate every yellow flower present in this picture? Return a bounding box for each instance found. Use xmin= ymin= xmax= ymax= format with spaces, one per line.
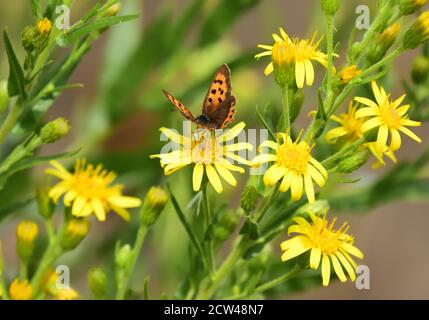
xmin=36 ymin=17 xmax=52 ymax=35
xmin=16 ymin=221 xmax=39 ymax=243
xmin=150 ymin=122 xmax=252 ymax=194
xmin=354 ymin=81 xmax=422 ymax=151
xmin=338 ymin=65 xmax=362 ymax=84
xmin=253 ymin=133 xmax=327 ymax=203
xmin=16 ymin=220 xmax=39 ymax=261
xmin=404 ymin=11 xmax=429 ymax=48
xmin=400 ymin=0 xmax=428 ymax=15
xmin=55 ymin=287 xmax=79 ymax=300
xmin=9 ymin=279 xmax=33 ymax=300
xmin=44 ymin=269 xmax=79 ymax=300
xmin=280 ymin=211 xmax=364 ymax=286
xmin=46 ymin=159 xmax=142 ymax=222
xmin=366 ymin=142 xmax=397 ymax=169
xmin=255 ymin=28 xmax=329 ymax=88
xmin=325 ymin=102 xmax=364 ymax=143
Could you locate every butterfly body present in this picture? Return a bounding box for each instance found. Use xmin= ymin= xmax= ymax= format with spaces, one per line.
xmin=163 ymin=64 xmax=236 ymax=130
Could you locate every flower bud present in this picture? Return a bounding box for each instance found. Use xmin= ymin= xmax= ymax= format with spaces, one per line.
xmin=240 ymin=186 xmax=259 ymax=213
xmin=36 ymin=185 xmax=55 ymax=218
xmin=337 ymin=65 xmax=362 ymax=84
xmin=88 ymin=267 xmax=107 ymax=299
xmin=321 ymin=0 xmax=341 ymax=16
xmin=349 ymin=42 xmax=361 ymax=62
xmin=337 ymin=148 xmax=370 ymax=173
xmin=9 ymin=279 xmax=33 ymax=300
xmin=367 ymin=23 xmax=400 ymax=64
xmin=399 ymin=0 xmax=428 ymax=15
xmin=60 ymin=218 xmax=89 ymax=251
xmin=295 ymin=200 xmax=330 ymax=216
xmin=16 ymin=221 xmax=39 ymax=261
xmin=21 ymin=26 xmax=36 ymax=52
xmin=0 ymin=80 xmax=8 ymax=114
xmin=107 ymin=3 xmax=121 ymax=16
xmin=40 ymin=118 xmax=71 ymax=143
xmin=272 ymin=41 xmax=295 ymax=87
xmin=412 ymin=56 xmax=429 ymax=83
xmin=36 ymin=18 xmax=52 ymax=35
xmin=213 ymin=211 xmax=240 ymax=242
xmin=115 ymin=243 xmax=132 ymax=270
xmin=140 ymin=187 xmax=168 ymax=226
xmin=403 ymin=11 xmax=429 ymax=49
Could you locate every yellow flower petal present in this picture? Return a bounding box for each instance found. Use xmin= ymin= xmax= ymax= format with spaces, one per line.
xmin=295 ymin=60 xmax=305 ymax=89
xmin=91 ymin=198 xmax=106 ymax=222
xmin=310 ymin=247 xmax=321 ymax=269
xmin=331 ymin=254 xmax=347 ymax=283
xmin=321 ymin=255 xmax=331 ymax=286
xmin=109 ymin=196 xmax=141 ymax=208
xmin=192 ymin=163 xmax=204 ymax=192
xmin=263 ymin=164 xmax=287 ymax=186
xmin=205 ymin=164 xmax=223 ymax=193
xmin=215 ymin=164 xmax=237 ymax=187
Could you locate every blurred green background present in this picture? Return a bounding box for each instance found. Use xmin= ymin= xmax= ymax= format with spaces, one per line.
xmin=0 ymin=0 xmax=428 ymax=299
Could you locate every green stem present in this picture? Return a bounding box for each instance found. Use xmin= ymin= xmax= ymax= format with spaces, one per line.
xmin=281 ymin=86 xmax=290 ymax=132
xmin=358 ymin=1 xmax=394 ymax=62
xmin=0 ymin=100 xmax=22 ymax=145
xmin=19 ymin=260 xmax=28 ymax=280
xmin=197 ymin=237 xmax=247 ymax=300
xmin=255 ymin=186 xmax=280 ymax=223
xmin=30 ymin=218 xmax=64 ymax=294
xmin=202 ymin=182 xmax=215 ymax=274
xmin=358 ymin=47 xmax=402 ymax=79
xmin=168 ymin=184 xmax=207 ymax=269
xmin=326 ymin=15 xmax=335 ymax=93
xmin=321 ymin=137 xmax=365 ymax=169
xmin=116 ymin=224 xmax=148 ymax=300
xmin=224 ymin=264 xmax=302 ymax=300
xmin=30 ymin=237 xmax=62 ymax=294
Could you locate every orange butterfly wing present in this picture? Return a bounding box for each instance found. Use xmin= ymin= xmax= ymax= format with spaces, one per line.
xmin=202 ymin=64 xmax=236 ymax=129
xmin=163 ymin=90 xmax=196 ymax=122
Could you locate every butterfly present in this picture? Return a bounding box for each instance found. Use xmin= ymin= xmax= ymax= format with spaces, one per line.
xmin=163 ymin=64 xmax=236 ymax=130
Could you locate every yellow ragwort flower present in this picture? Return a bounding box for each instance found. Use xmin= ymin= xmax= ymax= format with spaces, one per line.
xmin=46 ymin=159 xmax=142 ymax=222
xmin=9 ymin=279 xmax=33 ymax=300
xmin=325 ymin=102 xmax=399 ymax=168
xmin=36 ymin=17 xmax=52 ymax=35
xmin=338 ymin=65 xmax=362 ymax=84
xmin=354 ymin=81 xmax=422 ymax=152
xmin=253 ymin=133 xmax=327 ymax=203
xmin=325 ymin=102 xmax=364 ymax=143
xmin=280 ymin=211 xmax=364 ymax=286
xmin=44 ymin=269 xmax=79 ymax=300
xmin=366 ymin=142 xmax=397 ymax=169
xmin=255 ymin=28 xmax=329 ymax=88
xmin=150 ymin=122 xmax=252 ymax=194
xmin=16 ymin=220 xmax=39 ymax=243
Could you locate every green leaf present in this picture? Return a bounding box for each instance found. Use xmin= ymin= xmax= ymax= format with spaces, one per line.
xmin=0 ymin=148 xmax=81 ymax=191
xmin=167 ymin=183 xmax=206 ymax=267
xmin=3 ymin=29 xmax=26 ymax=98
xmin=256 ymin=104 xmax=276 ymax=140
xmin=30 ymin=0 xmax=42 ymax=18
xmin=57 ymin=13 xmax=141 ymax=47
xmin=239 ymin=217 xmax=259 ymax=240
